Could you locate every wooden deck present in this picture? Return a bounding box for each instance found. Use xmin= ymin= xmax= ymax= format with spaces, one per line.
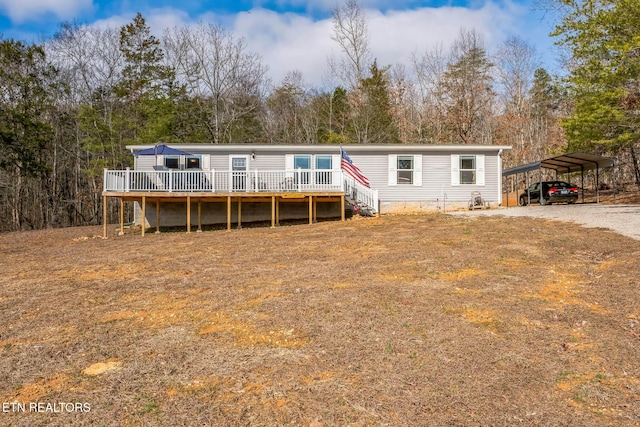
xmin=102 ymin=191 xmax=346 ymax=237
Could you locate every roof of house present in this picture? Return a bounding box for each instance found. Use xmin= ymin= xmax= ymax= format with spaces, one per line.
xmin=127 ymin=144 xmax=511 ymax=154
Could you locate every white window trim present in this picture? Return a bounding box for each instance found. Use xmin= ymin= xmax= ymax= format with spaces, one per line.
xmin=285 ymin=154 xmax=339 ymax=171
xmin=389 ymin=154 xmax=422 ymax=186
xmin=414 ymin=155 xmax=423 ymax=187
xmin=389 ymin=155 xmax=397 ymax=186
xmin=285 ymin=154 xmax=341 ymax=184
xmin=451 ymin=155 xmax=460 ymax=186
xmin=229 ymin=155 xmax=250 ymax=171
xmin=202 ymin=154 xmax=211 ymax=171
xmin=164 ymin=155 xmax=181 ymax=170
xmin=185 ymin=155 xmax=202 ymax=170
xmin=285 ymin=154 xmax=294 ymax=178
xmin=451 ymin=154 xmax=485 ymax=186
xmin=292 ymin=154 xmax=312 ymax=171
xmin=331 ymin=154 xmax=341 ymax=185
xmin=477 ymin=154 xmax=485 ymax=186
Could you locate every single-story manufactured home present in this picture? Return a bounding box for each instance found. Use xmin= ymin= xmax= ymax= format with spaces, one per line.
xmin=102 ymin=144 xmax=510 ymax=235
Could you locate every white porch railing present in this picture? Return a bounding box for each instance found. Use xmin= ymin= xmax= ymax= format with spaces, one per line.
xmin=103 ymin=168 xmax=378 ymax=213
xmin=342 ymin=173 xmax=379 ymax=212
xmin=103 ymin=168 xmax=344 ymax=193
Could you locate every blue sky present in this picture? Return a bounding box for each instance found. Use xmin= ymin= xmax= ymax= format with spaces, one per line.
xmin=0 ymin=0 xmax=560 ymax=86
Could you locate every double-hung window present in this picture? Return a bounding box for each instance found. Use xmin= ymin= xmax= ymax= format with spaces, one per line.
xmin=285 ymin=154 xmax=340 ymax=187
xmin=186 ymin=156 xmax=201 ymax=169
xmin=162 ymin=155 xmax=207 ymax=171
xmin=451 ymin=154 xmax=485 ymax=186
xmin=460 ymin=156 xmax=476 ymax=184
xmin=164 ymin=156 xmax=180 ymax=169
xmin=397 ymin=156 xmax=414 ymax=185
xmin=315 ymin=155 xmax=332 ymax=185
xmin=388 ymin=155 xmax=422 ymax=186
xmin=293 ymin=155 xmax=311 ymax=184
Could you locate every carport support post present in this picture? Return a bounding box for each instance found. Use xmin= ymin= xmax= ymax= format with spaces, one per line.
xmin=505 ymin=176 xmax=509 ymax=207
xmin=613 ymin=164 xmax=617 ymax=204
xmin=582 ymin=166 xmax=600 ymax=203
xmin=539 ymin=168 xmax=543 ymax=205
xmin=580 ymin=165 xmax=588 ymax=203
xmin=526 ymin=172 xmax=531 ymax=205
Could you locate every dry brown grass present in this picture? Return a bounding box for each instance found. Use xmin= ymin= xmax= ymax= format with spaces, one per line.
xmin=1 ymin=213 xmax=639 ymax=426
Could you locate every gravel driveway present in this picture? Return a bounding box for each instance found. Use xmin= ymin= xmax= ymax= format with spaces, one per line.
xmin=448 ymin=204 xmax=640 ymax=241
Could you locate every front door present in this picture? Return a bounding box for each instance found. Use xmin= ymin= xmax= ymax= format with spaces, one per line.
xmin=230 ymin=156 xmax=249 ymax=191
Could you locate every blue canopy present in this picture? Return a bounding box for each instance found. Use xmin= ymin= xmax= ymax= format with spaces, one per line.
xmin=134 ymin=144 xmax=192 ymax=156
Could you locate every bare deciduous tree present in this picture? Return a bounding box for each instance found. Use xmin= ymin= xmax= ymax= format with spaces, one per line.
xmin=495 ymin=36 xmax=538 ymax=115
xmin=48 ymin=23 xmax=123 ymax=105
xmin=46 ymin=23 xmax=126 ymax=227
xmin=163 ymin=22 xmax=268 ymax=143
xmin=330 ymin=0 xmax=371 ymax=89
xmin=435 ymin=28 xmax=495 ymax=144
xmin=411 ymin=44 xmax=448 ymax=142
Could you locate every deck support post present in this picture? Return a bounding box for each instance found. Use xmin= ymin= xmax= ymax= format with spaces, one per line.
xmin=186 ymin=196 xmax=191 ymax=233
xmin=313 ymin=198 xmax=317 ymax=223
xmin=102 ymin=195 xmax=107 ymax=238
xmin=276 ymin=197 xmax=280 ymax=226
xmin=155 ymin=201 xmax=160 ymax=234
xmin=341 ymin=195 xmax=345 ymax=221
xmin=119 ymin=199 xmax=125 ymax=236
xmin=308 ymin=195 xmax=313 ymax=225
xmin=237 ymin=197 xmax=242 ymax=229
xmin=227 ymin=196 xmax=231 ymax=231
xmin=197 ymin=202 xmax=202 ymax=232
xmin=271 ymin=196 xmax=276 ymax=228
xmin=141 ymin=196 xmax=146 ymax=237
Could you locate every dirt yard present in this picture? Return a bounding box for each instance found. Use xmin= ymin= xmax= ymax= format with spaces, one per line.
xmin=0 ymin=213 xmax=639 ymax=426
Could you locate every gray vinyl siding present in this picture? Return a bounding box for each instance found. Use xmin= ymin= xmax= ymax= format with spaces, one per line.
xmin=207 ymin=151 xmax=285 ymax=171
xmin=348 ymin=151 xmax=500 ymax=203
xmin=206 ymin=150 xmax=341 ymax=172
xmin=134 ymin=153 xmax=212 ymax=171
xmin=127 ymin=144 xmax=506 ymax=204
xmin=135 ymin=155 xmax=156 ymax=170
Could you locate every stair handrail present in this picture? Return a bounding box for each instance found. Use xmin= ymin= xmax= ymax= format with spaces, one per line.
xmin=342 ymin=172 xmax=378 ymax=213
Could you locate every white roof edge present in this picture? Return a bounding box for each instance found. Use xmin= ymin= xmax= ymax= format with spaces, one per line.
xmin=126 ymin=144 xmax=512 ymax=153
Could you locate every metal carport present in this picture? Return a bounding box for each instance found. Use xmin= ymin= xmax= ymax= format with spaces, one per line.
xmin=502 ymin=152 xmax=616 ymax=206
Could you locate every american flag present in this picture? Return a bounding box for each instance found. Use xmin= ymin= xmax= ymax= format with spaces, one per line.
xmin=341 ymin=148 xmax=370 ymax=188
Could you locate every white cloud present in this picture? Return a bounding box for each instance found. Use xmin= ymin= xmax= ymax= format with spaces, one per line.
xmin=256 ymin=0 xmax=424 ymax=13
xmin=91 ymin=8 xmax=191 ymax=35
xmin=0 ymin=0 xmax=94 ymax=23
xmin=369 ymin=3 xmax=517 ymax=65
xmin=225 ymin=2 xmax=534 ymax=88
xmin=231 ymin=8 xmax=335 ymax=87
xmin=78 ymin=1 xmax=557 ymax=89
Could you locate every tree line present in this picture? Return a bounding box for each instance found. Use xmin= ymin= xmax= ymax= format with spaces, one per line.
xmin=0 ymin=0 xmax=638 ymax=231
